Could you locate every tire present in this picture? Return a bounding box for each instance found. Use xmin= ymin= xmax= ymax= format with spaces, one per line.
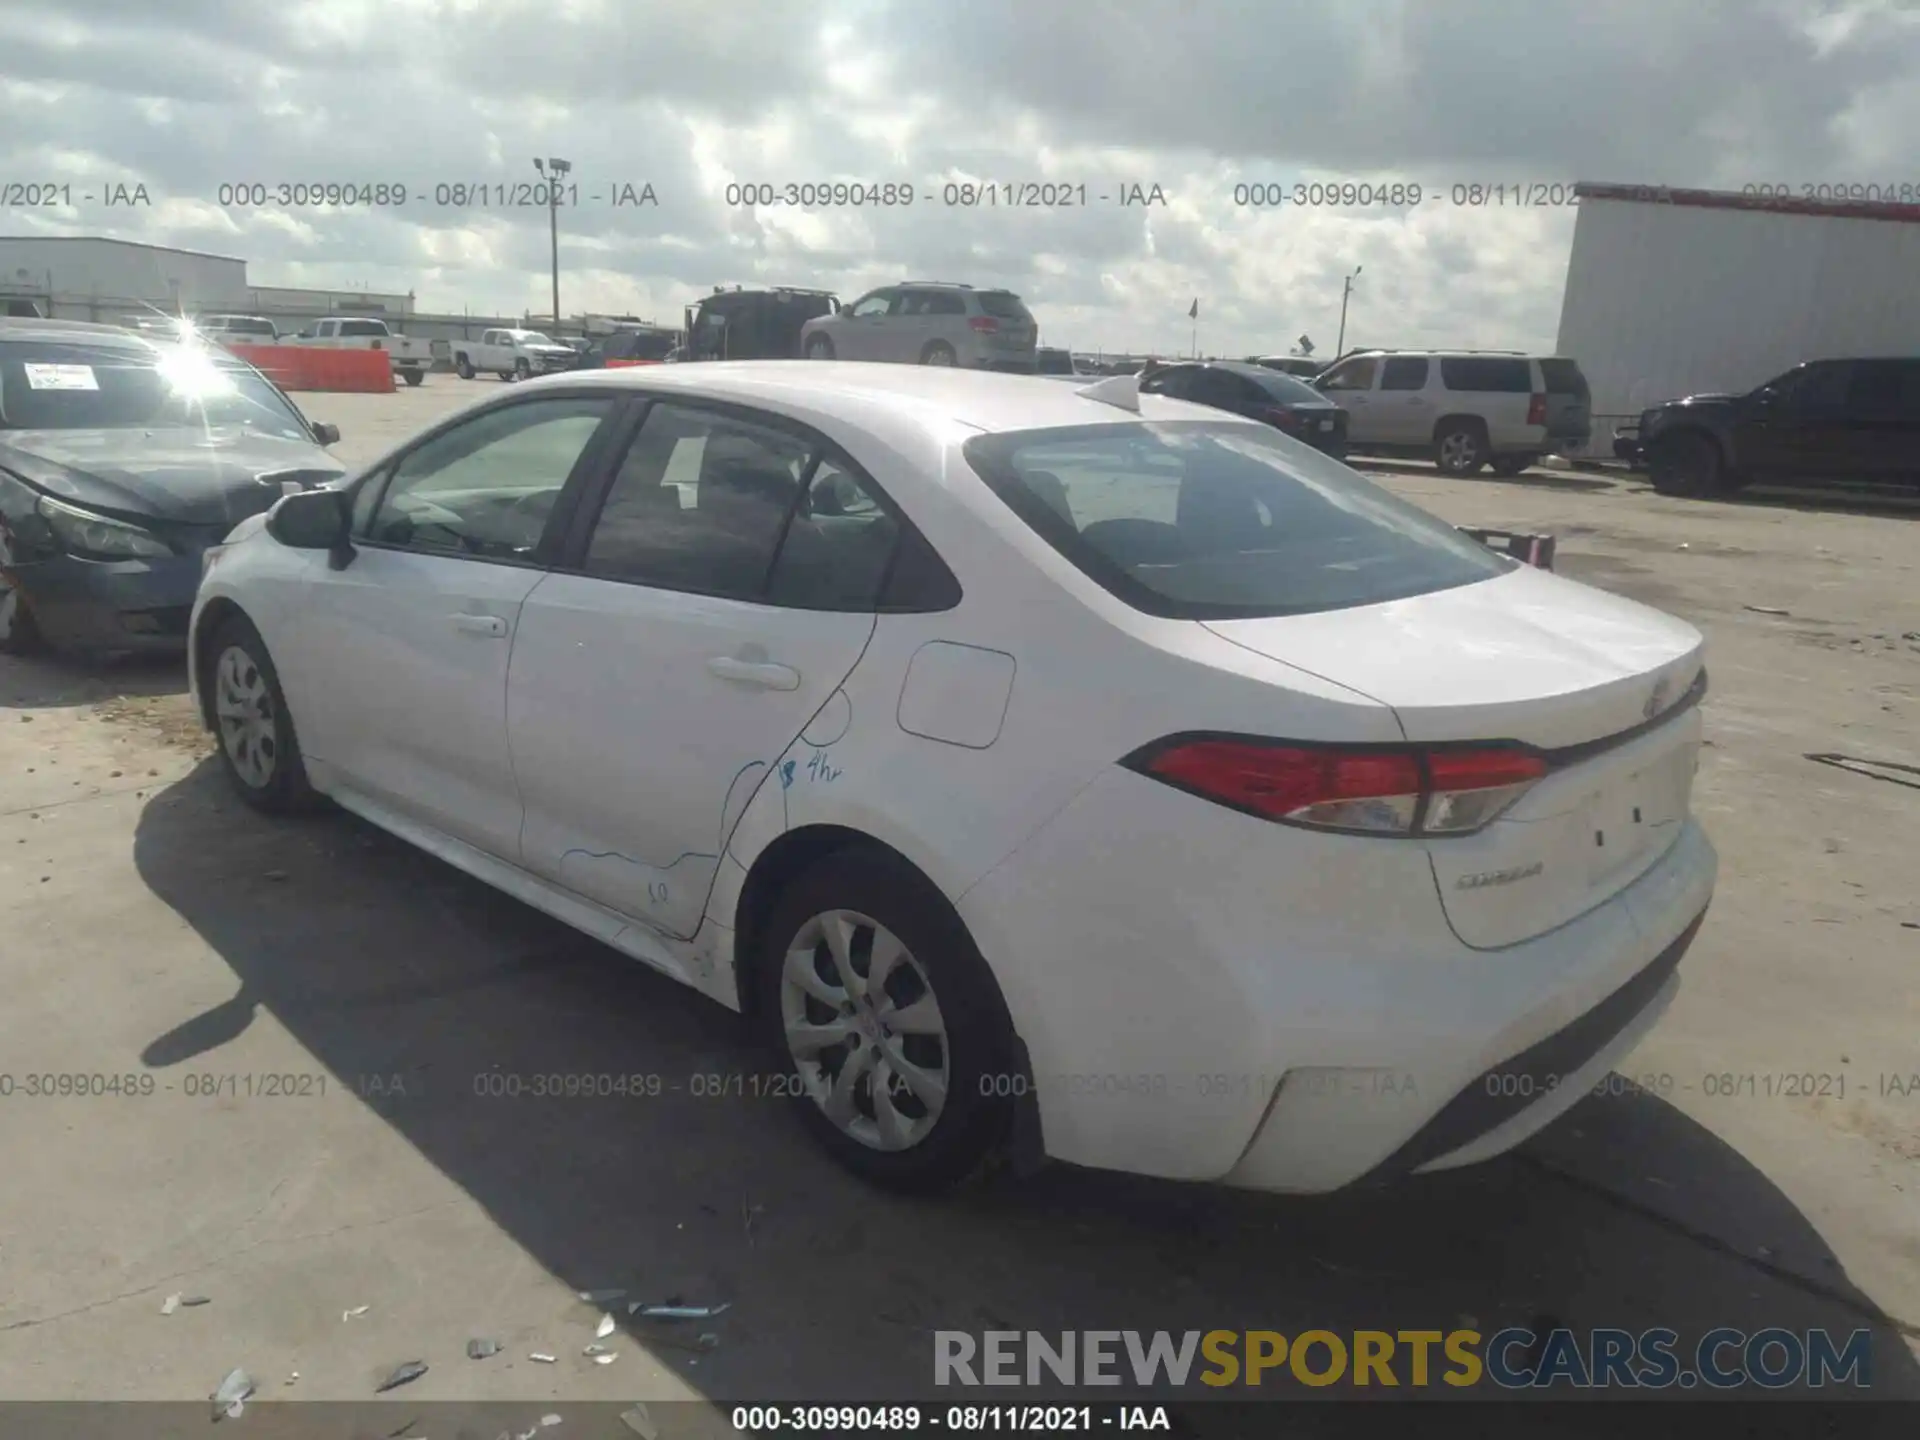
xmin=1433 ymin=421 xmax=1488 ymax=475
xmin=1647 ymin=432 xmax=1724 ymax=497
xmin=755 ymin=847 xmax=1016 ymax=1193
xmin=455 ymin=354 xmax=474 ymax=380
xmin=1489 ymin=454 xmax=1536 ymax=477
xmin=0 ymin=569 xmax=44 ymax=656
xmin=206 ymin=615 xmax=316 ymax=815
xmin=513 ymin=358 xmax=531 ymax=382
xmin=805 ymin=335 xmax=835 ymax=361
xmin=920 ymin=341 xmax=957 ymax=367
xmin=402 ymin=367 xmax=424 ymax=387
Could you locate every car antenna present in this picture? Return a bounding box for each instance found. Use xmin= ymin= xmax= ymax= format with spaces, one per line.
xmin=1075 ymin=372 xmax=1140 ymax=412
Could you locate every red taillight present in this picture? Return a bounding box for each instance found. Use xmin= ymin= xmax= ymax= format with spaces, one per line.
xmin=1127 ymin=739 xmax=1547 ymax=836
xmin=968 ymin=317 xmax=1000 ymax=333
xmin=1526 ymin=392 xmax=1546 ymax=425
xmin=1259 ymin=406 xmax=1302 ymax=430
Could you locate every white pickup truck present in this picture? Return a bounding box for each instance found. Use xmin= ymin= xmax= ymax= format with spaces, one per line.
xmin=286 ymin=317 xmax=432 ymax=386
xmin=450 ymin=328 xmax=579 ymax=382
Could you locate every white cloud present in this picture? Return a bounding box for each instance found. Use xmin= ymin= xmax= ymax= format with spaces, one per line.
xmin=1 ymin=0 xmax=1915 ymax=354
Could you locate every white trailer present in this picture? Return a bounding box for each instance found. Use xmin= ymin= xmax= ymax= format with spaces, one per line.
xmin=1554 ymin=183 xmax=1920 ymax=460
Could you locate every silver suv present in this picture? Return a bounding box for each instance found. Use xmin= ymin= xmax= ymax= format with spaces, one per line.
xmin=1313 ymin=350 xmax=1592 ymax=475
xmin=799 ymin=282 xmax=1038 ymax=371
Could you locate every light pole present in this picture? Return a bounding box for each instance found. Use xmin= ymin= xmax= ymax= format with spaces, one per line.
xmin=532 ymin=157 xmax=571 ymax=332
xmin=1335 ymin=264 xmax=1362 ymax=357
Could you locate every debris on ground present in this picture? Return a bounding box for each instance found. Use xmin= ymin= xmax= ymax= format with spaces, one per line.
xmin=181 ymin=1294 xmax=211 ymax=1306
xmin=210 ymin=1367 xmax=255 ymax=1421
xmin=466 ymin=1337 xmax=502 ymax=1359
xmin=591 ymin=1353 xmax=618 ymax=1365
xmin=343 ymin=1304 xmax=370 ymax=1321
xmin=595 ymin=1312 xmax=617 ymax=1339
xmin=285 ymin=1372 xmax=299 ymax=1386
xmin=542 ymin=1418 xmax=562 ymax=1429
xmin=375 ymin=1360 xmax=428 ymax=1392
xmin=161 ymin=1294 xmax=180 ymax=1315
xmin=529 ymin=1352 xmax=558 ymax=1364
xmin=620 ymin=1405 xmax=659 ymax=1439
xmin=577 ymin=1288 xmax=626 ymax=1303
xmin=583 ymin=1344 xmax=612 ymax=1357
xmin=1744 ymin=605 xmax=1790 ymax=616
xmin=630 ymin=1302 xmax=730 ymax=1321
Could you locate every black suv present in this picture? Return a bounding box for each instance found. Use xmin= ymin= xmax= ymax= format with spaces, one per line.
xmin=1624 ymin=357 xmax=1920 ymax=497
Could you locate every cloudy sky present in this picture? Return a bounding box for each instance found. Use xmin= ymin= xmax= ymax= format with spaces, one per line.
xmin=2 ymin=0 xmax=1917 ymax=356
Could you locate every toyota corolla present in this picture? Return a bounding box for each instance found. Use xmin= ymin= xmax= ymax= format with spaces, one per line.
xmin=188 ymin=361 xmax=1715 ymax=1193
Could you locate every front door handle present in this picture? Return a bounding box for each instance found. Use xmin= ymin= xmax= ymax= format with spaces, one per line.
xmin=452 ymin=613 xmax=509 ymax=638
xmin=707 ymin=656 xmax=800 ymax=690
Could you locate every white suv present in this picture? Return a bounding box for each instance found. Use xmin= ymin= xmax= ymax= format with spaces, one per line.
xmin=1314 ymin=351 xmax=1593 ymax=475
xmin=799 ymin=283 xmax=1039 ymax=371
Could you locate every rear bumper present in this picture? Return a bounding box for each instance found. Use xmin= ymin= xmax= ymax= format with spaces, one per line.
xmin=7 ymin=551 xmax=200 ymax=652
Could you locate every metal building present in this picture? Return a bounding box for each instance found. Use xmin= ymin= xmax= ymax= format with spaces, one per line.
xmin=1554 ymin=183 xmax=1920 ymax=460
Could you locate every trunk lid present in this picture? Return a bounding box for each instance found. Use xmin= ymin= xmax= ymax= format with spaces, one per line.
xmin=1204 ymin=565 xmax=1706 ymax=948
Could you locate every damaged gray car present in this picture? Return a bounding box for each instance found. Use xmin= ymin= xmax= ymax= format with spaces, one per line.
xmin=0 ymin=319 xmax=345 ymax=655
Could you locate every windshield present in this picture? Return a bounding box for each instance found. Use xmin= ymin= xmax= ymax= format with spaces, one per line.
xmin=515 ymin=331 xmax=555 ymax=345
xmin=0 ymin=340 xmax=314 ymax=441
xmin=962 ymin=421 xmax=1511 ymax=620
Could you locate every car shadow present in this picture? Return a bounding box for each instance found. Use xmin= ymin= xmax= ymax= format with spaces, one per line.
xmin=0 ymin=649 xmax=186 ymax=711
xmin=1351 ymin=458 xmax=1622 ymax=494
xmin=131 ymin=760 xmax=1920 ymax=1408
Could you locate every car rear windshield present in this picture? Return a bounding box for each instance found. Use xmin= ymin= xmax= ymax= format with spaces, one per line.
xmin=1440 ymin=357 xmax=1532 ymax=393
xmin=1241 ymin=369 xmax=1327 ymax=405
xmin=1036 ymin=348 xmax=1075 ymax=375
xmin=0 ymin=340 xmax=313 ymax=441
xmin=976 ymin=291 xmax=1031 ymax=321
xmin=962 ymin=421 xmax=1511 ymax=620
xmin=1538 ymin=359 xmax=1590 ymax=398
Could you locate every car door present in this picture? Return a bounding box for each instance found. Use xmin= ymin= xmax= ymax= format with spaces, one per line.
xmin=838 ymin=289 xmax=901 ymax=361
xmin=1373 ymin=355 xmax=1433 ymax=444
xmin=1740 ymin=361 xmax=1851 ymax=479
xmin=507 ymin=399 xmax=895 ymax=939
xmin=1313 ymin=356 xmax=1383 ymax=442
xmin=282 ymin=392 xmax=625 ymax=859
xmin=1840 ymin=359 xmax=1920 ymax=479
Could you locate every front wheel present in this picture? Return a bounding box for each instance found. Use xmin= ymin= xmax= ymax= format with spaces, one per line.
xmin=805 ymin=335 xmax=835 ymax=361
xmin=455 ymin=354 xmax=474 ymax=380
xmin=757 ymin=848 xmax=1016 ymax=1193
xmin=208 ymin=615 xmax=316 ymax=814
xmin=1647 ymin=433 xmax=1724 ymax=497
xmin=401 ymin=367 xmax=424 ymax=387
xmin=513 ymin=358 xmax=531 ymax=382
xmin=920 ymin=341 xmax=956 ymax=367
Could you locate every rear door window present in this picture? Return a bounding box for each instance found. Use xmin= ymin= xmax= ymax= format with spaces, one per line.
xmin=962 ymin=421 xmax=1511 ymax=620
xmin=1379 ymin=357 xmax=1429 ymax=391
xmin=1440 ymin=357 xmax=1532 ymax=393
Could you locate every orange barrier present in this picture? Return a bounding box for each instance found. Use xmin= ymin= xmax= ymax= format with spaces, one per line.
xmin=224 ymin=343 xmax=396 ymax=394
xmin=604 ymin=358 xmax=666 ymax=369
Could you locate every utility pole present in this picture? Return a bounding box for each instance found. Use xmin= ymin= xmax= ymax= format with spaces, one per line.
xmin=533 ymin=156 xmax=571 ymax=331
xmin=1335 ymin=265 xmax=1362 ymax=357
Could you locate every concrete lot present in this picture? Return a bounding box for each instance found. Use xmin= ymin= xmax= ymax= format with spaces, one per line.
xmin=1 ymin=372 xmax=1916 ymax=1413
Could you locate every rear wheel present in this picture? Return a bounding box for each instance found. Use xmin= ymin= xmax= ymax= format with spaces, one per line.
xmin=401 ymin=367 xmax=424 ymax=387
xmin=1434 ymin=421 xmax=1488 ymax=475
xmin=455 ymin=354 xmax=474 ymax=379
xmin=208 ymin=615 xmax=316 ymax=814
xmin=756 ymin=848 xmax=1015 ymax=1193
xmin=806 ymin=335 xmax=835 ymax=360
xmin=1647 ymin=432 xmax=1724 ymax=497
xmin=1489 ymin=453 xmax=1537 ymax=477
xmin=920 ymin=341 xmax=956 ymax=367
xmin=513 ymin=358 xmax=531 ymax=382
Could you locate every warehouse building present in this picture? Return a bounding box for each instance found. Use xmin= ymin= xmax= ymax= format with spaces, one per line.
xmin=1555 ymin=183 xmax=1920 ymax=460
xmin=0 ymin=235 xmax=413 ymax=326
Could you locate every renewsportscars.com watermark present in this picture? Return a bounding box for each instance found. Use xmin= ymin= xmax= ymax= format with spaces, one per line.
xmin=934 ymin=1327 xmax=1874 ymax=1390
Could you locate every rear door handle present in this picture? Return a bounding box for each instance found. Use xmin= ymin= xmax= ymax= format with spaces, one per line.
xmin=452 ymin=613 xmax=509 ymax=638
xmin=707 ymin=656 xmax=800 ymax=691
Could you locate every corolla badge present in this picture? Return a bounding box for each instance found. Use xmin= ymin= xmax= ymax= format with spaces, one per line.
xmin=1455 ymin=861 xmax=1544 ymax=891
xmin=1643 ymin=674 xmax=1672 ymax=721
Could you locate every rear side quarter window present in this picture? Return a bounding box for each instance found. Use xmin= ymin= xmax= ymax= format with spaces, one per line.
xmin=1440 ymin=357 xmax=1532 ymax=393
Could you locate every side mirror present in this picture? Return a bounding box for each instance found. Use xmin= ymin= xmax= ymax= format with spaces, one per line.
xmin=266 ymin=487 xmax=351 ymax=559
xmin=311 ymin=421 xmax=340 ymax=446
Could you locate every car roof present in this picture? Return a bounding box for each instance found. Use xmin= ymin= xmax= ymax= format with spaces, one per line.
xmin=0 ymin=318 xmax=155 ymax=348
xmin=517 ymin=360 xmax=1236 ymax=436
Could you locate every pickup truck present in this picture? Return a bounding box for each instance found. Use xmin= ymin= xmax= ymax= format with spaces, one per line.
xmin=285 ymin=317 xmax=432 ymax=386
xmin=450 ymin=328 xmax=579 ymax=382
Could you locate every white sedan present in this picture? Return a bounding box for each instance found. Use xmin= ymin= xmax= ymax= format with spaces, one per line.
xmin=188 ymin=362 xmax=1716 ymax=1193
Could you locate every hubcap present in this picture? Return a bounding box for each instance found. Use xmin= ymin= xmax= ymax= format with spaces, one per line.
xmin=779 ymin=909 xmax=950 ymax=1152
xmin=215 ymin=645 xmax=278 ymax=789
xmin=1440 ymin=432 xmax=1477 ymax=468
xmin=925 ymin=349 xmax=953 ymax=367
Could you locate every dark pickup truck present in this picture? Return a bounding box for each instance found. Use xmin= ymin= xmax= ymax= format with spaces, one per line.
xmin=1618 ymin=356 xmax=1920 ymax=497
